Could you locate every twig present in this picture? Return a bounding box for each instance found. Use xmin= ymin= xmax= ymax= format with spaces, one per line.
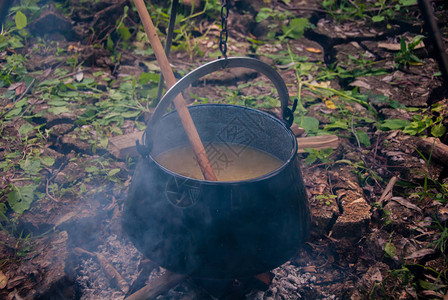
xmin=379 ymin=176 xmax=398 ymax=205
xmin=307 ymin=160 xmax=352 ymax=170
xmin=350 ymin=115 xmax=361 ymax=148
xmin=56 ymin=69 xmax=84 ymax=81
xmin=347 ymin=0 xmax=360 ymax=10
xmin=46 ymin=178 xmax=59 ymax=203
xmin=73 ymin=247 xmax=130 ymax=294
xmin=124 ymin=271 xmax=186 ymax=300
xmin=372 ymin=131 xmax=381 ymax=165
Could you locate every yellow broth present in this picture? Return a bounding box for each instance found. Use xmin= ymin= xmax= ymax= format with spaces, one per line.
xmin=155 ymin=143 xmax=283 ymax=181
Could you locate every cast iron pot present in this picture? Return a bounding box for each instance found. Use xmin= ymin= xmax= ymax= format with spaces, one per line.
xmin=123 ymin=57 xmax=310 ymax=279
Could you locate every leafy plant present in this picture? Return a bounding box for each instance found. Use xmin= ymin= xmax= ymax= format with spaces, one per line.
xmin=304 ymin=148 xmax=334 ymax=165
xmin=255 ymin=7 xmax=295 ymax=40
xmin=394 ymin=35 xmax=425 ymax=68
xmin=315 ymin=193 xmax=337 ymax=205
xmin=279 ymin=18 xmax=309 ymax=41
xmin=432 ymin=221 xmax=448 ymax=255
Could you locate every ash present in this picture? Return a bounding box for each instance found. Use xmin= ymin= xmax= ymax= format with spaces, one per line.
xmin=76 ymin=234 xmax=142 ymax=300
xmin=246 ymin=262 xmax=334 ymax=300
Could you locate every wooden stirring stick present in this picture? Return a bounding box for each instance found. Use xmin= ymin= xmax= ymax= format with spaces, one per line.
xmin=132 ymin=0 xmax=217 ymax=181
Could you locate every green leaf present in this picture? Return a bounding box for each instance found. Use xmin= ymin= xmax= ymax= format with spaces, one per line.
xmin=377 ymin=119 xmax=410 ymax=131
xmin=38 ymin=78 xmax=60 ymax=87
xmin=400 ymin=38 xmax=406 ymax=52
xmin=121 ymin=110 xmax=140 ymax=118
xmin=80 ymin=183 xmax=87 ymax=194
xmin=19 ymin=123 xmax=34 ymax=136
xmin=304 ymin=153 xmax=318 ymax=165
xmin=355 ymin=130 xmax=371 ymax=147
xmin=399 ymin=0 xmax=417 ymax=6
xmin=283 ymin=18 xmax=308 ymax=39
xmin=255 ymin=8 xmax=272 ymax=23
xmin=85 ymin=165 xmax=99 ymax=173
xmin=324 ymin=120 xmax=348 ymax=131
xmin=15 ymin=11 xmax=27 ymax=30
xmin=40 ymin=156 xmax=55 ymax=167
xmin=138 ymin=72 xmax=160 ymax=85
xmin=431 ymin=123 xmax=446 ymax=138
xmin=107 ymin=36 xmax=114 ymax=51
xmin=108 ymin=168 xmax=120 ymax=176
xmin=372 ymin=15 xmax=385 ymax=22
xmin=384 ymin=242 xmax=397 ymax=258
xmin=117 ymin=24 xmax=131 ymax=41
xmin=48 ymin=106 xmax=70 ymax=115
xmin=135 ymin=121 xmax=146 ymax=131
xmin=100 ymin=136 xmax=108 ymax=149
xmin=8 ymin=184 xmax=36 ymax=215
xmin=298 ymin=116 xmax=319 ymax=134
xmin=20 ymin=157 xmax=41 ymax=175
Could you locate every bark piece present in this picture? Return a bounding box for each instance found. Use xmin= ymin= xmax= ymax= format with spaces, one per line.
xmin=297 ymin=135 xmax=339 ymax=153
xmin=416 ymin=137 xmax=448 ymax=167
xmin=108 ymin=131 xmax=144 ymax=159
xmin=331 ymin=195 xmax=371 ymax=241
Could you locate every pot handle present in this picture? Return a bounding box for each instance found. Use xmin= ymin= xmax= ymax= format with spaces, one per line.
xmin=148 ymin=57 xmax=295 ymax=129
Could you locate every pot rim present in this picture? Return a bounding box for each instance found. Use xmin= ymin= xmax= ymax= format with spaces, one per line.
xmin=147 ymin=103 xmax=298 ymax=185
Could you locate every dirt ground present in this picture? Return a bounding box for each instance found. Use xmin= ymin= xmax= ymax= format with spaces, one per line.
xmin=0 ymin=0 xmax=448 ymax=299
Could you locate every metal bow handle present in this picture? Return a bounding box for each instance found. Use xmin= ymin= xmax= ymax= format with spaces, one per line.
xmin=148 ymin=57 xmax=295 ymax=129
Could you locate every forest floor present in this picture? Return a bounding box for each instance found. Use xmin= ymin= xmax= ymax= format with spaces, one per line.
xmin=0 ymin=0 xmax=448 ymax=299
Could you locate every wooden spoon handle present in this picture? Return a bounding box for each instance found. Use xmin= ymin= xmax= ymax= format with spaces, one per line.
xmin=132 ymin=0 xmax=217 ymax=181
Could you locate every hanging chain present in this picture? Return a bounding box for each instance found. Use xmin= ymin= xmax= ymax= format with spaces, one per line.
xmin=219 ymin=0 xmax=229 ymax=59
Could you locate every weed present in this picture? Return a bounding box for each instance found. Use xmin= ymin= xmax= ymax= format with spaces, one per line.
xmin=315 ymin=194 xmax=337 ymax=205
xmin=304 ymin=148 xmax=334 ymax=165
xmin=322 ymin=0 xmax=418 ymax=23
xmin=394 ymin=35 xmax=425 ymax=68
xmin=432 ymin=221 xmax=448 ymax=255
xmin=255 ymin=7 xmax=294 ymax=40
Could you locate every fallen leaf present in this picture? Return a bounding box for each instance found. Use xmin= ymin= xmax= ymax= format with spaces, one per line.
xmin=301 ymin=265 xmax=317 ymax=273
xmin=404 ymin=248 xmax=435 ymax=260
xmin=40 ymin=68 xmax=52 ymax=80
xmin=421 ymin=290 xmax=444 ymax=298
xmin=325 ymin=99 xmax=336 ymax=109
xmin=15 ymin=82 xmax=26 ymax=95
xmin=0 ymin=270 xmax=7 ymax=289
xmin=349 ymin=79 xmax=371 ymax=90
xmin=53 ymin=211 xmax=78 ymax=228
xmin=391 ymin=197 xmax=422 ymax=213
xmin=311 ymin=80 xmax=331 ymax=88
xmin=75 ymin=70 xmax=84 ymax=82
xmin=68 ymin=44 xmax=82 ymax=52
xmin=305 ymin=47 xmax=322 ymax=53
xmin=6 ymin=276 xmax=25 ymax=290
xmin=7 ymin=82 xmax=23 ymax=91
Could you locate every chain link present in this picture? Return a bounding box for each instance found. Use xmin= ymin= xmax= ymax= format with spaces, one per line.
xmin=219 ymin=0 xmax=229 ymax=59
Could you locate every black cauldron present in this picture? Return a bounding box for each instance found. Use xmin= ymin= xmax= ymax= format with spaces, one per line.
xmin=123 ymin=57 xmax=310 ymax=279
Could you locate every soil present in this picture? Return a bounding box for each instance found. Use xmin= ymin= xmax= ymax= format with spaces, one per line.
xmin=1 ymin=0 xmax=448 ymax=299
